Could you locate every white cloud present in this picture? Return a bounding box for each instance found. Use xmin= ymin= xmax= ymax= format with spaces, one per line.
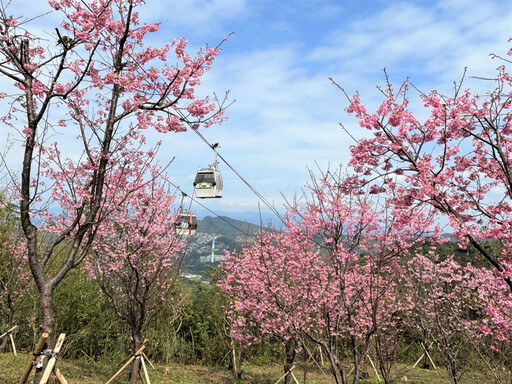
xmin=137 ymin=0 xmax=247 ymax=37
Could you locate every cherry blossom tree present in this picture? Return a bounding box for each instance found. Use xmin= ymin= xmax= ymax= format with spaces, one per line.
xmin=338 ymin=42 xmax=512 ymax=291
xmin=0 ymin=1 xmax=227 ymax=380
xmin=404 ymin=253 xmax=512 ymax=383
xmin=406 ymin=254 xmax=475 ymax=384
xmin=87 ymin=170 xmax=184 ymax=383
xmin=220 ymin=226 xmax=321 ymax=384
xmin=221 ymin=168 xmax=437 ymax=384
xmin=288 ymin=168 xmax=435 ymax=384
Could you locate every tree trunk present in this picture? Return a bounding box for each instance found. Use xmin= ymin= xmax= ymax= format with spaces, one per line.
xmin=325 ymin=343 xmax=347 ymax=384
xmin=446 ymin=355 xmax=459 ymax=384
xmin=422 ymin=331 xmax=430 ymax=369
xmin=32 ymin=286 xmax=56 ymax=384
xmin=0 ymin=309 xmax=13 ymax=353
xmin=283 ymin=338 xmax=297 ymax=384
xmin=351 ymin=335 xmax=370 ymax=384
xmin=0 ymin=333 xmax=7 ymax=352
xmin=39 ymin=287 xmax=56 ymax=338
xmin=352 ymin=348 xmax=361 ymax=384
xmin=130 ymin=330 xmax=144 ymax=384
xmin=0 ymin=315 xmax=12 ymax=353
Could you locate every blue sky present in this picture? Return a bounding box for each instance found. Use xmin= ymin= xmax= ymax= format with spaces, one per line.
xmin=144 ymin=0 xmax=511 ymax=223
xmin=2 ymin=0 xmax=511 ymax=224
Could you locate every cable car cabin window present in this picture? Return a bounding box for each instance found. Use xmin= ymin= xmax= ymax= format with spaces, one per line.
xmin=194 ymin=172 xmax=216 ymax=185
xmin=175 ymin=212 xmax=197 ymax=235
xmin=178 ymin=213 xmax=197 ymax=224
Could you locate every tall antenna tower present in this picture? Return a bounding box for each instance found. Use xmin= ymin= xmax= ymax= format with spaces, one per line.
xmin=211 ymin=237 xmax=215 ymax=263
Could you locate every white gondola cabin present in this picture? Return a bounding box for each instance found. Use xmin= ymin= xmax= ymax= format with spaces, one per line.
xmin=193 ymin=167 xmax=223 ymax=198
xmin=194 ymin=143 xmax=223 ymax=198
xmin=175 ymin=210 xmax=198 ymax=236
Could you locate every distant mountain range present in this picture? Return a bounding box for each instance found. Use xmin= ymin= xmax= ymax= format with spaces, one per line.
xmin=193 ymin=209 xmax=283 ymax=228
xmin=198 ymin=215 xmax=263 ymax=236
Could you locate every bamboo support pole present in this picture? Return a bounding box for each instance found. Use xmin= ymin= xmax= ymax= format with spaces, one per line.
xmin=40 ymin=333 xmax=66 ymax=384
xmin=366 ymin=355 xmax=381 ymax=382
xmin=10 ymin=333 xmax=17 ymax=356
xmin=216 ymin=348 xmax=232 ymax=366
xmin=273 ymin=365 xmax=295 ymax=384
xmin=302 ymin=343 xmax=328 ymax=377
xmin=19 ymin=333 xmax=49 ymax=384
xmin=138 ymin=368 xmax=145 ymax=384
xmin=420 ymin=342 xmax=437 ymax=370
xmin=106 ymin=345 xmax=145 ymax=384
xmin=141 ymin=356 xmax=151 ymax=384
xmin=412 ymin=353 xmax=425 ymax=368
xmin=142 ymin=352 xmax=155 ymax=370
xmin=0 ymin=325 xmax=18 ymax=339
xmin=55 ymin=368 xmax=68 ymax=384
xmin=414 ymin=342 xmax=434 ymax=369
xmin=290 ymin=369 xmax=300 ymax=384
xmin=137 ymin=363 xmax=148 ymax=384
xmin=231 ymin=343 xmax=237 ymax=376
xmin=319 ymin=345 xmax=324 ymax=366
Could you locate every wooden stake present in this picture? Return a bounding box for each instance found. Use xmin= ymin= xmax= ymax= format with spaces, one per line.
xmin=366 ymin=354 xmax=381 ymax=382
xmin=414 ymin=342 xmax=434 ymax=368
xmin=141 ymin=356 xmax=151 ymax=384
xmin=106 ymin=345 xmax=145 ymax=384
xmin=9 ymin=332 xmax=17 ymax=356
xmin=273 ymin=365 xmax=295 ymax=384
xmin=19 ymin=332 xmax=49 ymax=384
xmin=54 ymin=368 xmax=68 ymax=384
xmin=142 ymin=352 xmax=155 ymax=370
xmin=0 ymin=325 xmax=18 ymax=339
xmin=290 ymin=369 xmax=300 ymax=384
xmin=420 ymin=343 xmax=437 ymax=371
xmin=231 ymin=342 xmax=238 ymax=376
xmin=40 ymin=333 xmax=66 ymax=384
xmin=412 ymin=353 xmax=425 ymax=368
xmin=303 ymin=343 xmax=329 ymax=378
xmin=138 ymin=365 xmax=145 ymax=384
xmin=318 ymin=345 xmax=324 ymax=366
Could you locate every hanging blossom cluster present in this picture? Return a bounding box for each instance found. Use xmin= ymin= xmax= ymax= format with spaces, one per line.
xmin=344 ymin=49 xmax=512 ymax=279
xmin=1 ymin=0 xmax=229 ymax=143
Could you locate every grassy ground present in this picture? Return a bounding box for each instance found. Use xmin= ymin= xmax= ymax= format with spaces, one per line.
xmin=2 ymin=353 xmax=332 ymax=384
xmin=0 ymin=352 xmax=495 ymax=383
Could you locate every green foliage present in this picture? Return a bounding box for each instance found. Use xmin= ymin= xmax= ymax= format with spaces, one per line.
xmin=53 ymin=266 xmax=129 ymax=362
xmin=414 ymin=237 xmax=496 ymax=268
xmin=148 ymin=278 xmax=230 ymax=365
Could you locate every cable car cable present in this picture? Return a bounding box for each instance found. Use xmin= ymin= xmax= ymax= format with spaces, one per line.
xmin=183 ymin=117 xmax=285 ymax=225
xmin=175 ymin=117 xmax=334 ymax=252
xmin=124 ymin=52 xmax=298 ymax=241
xmin=185 ymin=130 xmax=333 ymax=252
